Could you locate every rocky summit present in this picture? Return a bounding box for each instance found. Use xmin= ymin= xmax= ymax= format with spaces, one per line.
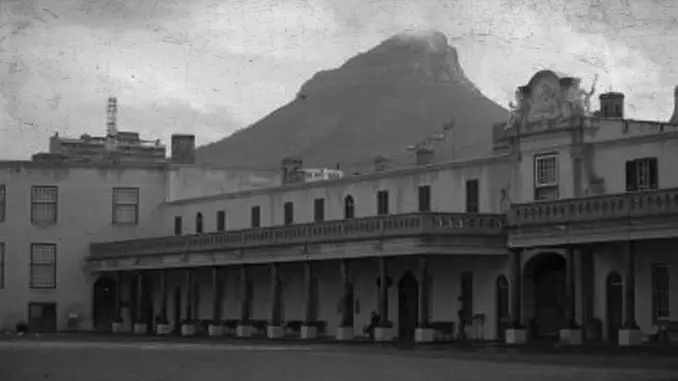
xmin=196 ymin=30 xmax=508 ymax=173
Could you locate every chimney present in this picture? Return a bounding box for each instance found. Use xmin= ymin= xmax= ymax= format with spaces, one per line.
xmin=669 ymin=86 xmax=678 ymax=124
xmin=374 ymin=155 xmax=391 ymax=172
xmin=171 ymin=134 xmax=196 ymax=165
xmin=282 ymin=156 xmax=303 ymax=184
xmin=598 ymin=92 xmax=624 ymax=118
xmin=106 ymin=96 xmax=118 ymax=136
xmin=415 ymin=147 xmax=435 ymax=166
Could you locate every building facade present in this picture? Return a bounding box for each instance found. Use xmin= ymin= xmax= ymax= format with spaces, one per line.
xmin=2 ymin=70 xmax=678 ymax=347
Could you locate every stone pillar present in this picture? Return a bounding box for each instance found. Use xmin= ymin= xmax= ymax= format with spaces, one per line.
xmin=620 ymin=241 xmax=642 ymax=346
xmin=267 ymin=263 xmax=284 ymax=339
xmin=375 ymin=256 xmax=393 ymax=341
xmin=181 ymin=270 xmax=196 ymax=336
xmin=156 ymin=270 xmax=172 ymax=335
xmin=237 ymin=265 xmax=252 ymax=337
xmin=301 ymin=261 xmax=317 ymax=339
xmin=133 ymin=272 xmax=146 ymax=334
xmin=112 ymin=271 xmax=125 ymax=333
xmin=415 ymin=258 xmax=434 ymax=343
xmin=505 ymin=249 xmax=526 ymax=344
xmin=336 ymin=259 xmax=354 ymax=341
xmin=580 ymin=247 xmax=596 ymax=341
xmin=559 ymin=247 xmax=582 ymax=345
xmin=208 ymin=267 xmax=224 ymax=336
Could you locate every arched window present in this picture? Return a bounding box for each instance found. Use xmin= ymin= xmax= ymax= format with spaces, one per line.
xmin=195 ymin=212 xmax=203 ymax=234
xmin=344 ymin=195 xmax=355 ymax=219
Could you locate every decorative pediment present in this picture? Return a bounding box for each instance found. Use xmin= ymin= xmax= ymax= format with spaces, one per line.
xmin=505 ymin=70 xmax=598 ymax=131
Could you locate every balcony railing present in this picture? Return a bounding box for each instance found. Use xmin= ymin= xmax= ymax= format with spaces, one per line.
xmin=509 ymin=187 xmax=678 ymax=227
xmin=90 ymin=212 xmax=506 ymax=259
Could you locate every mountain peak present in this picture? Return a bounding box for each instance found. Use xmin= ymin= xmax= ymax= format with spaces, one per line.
xmin=387 ymin=29 xmax=449 ymax=53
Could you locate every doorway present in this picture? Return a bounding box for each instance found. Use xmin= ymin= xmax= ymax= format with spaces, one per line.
xmin=398 ymin=272 xmax=419 ymax=342
xmin=524 ymin=253 xmax=566 ymax=339
xmin=495 ymin=275 xmax=510 ymax=340
xmin=92 ymin=276 xmax=117 ymax=331
xmin=142 ymin=277 xmax=154 ymax=334
xmin=606 ymin=272 xmax=623 ymax=343
xmin=28 ymin=303 xmax=57 ymax=333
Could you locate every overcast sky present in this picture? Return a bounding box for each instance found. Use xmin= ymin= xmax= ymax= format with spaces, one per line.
xmin=1 ymin=0 xmax=677 ymax=159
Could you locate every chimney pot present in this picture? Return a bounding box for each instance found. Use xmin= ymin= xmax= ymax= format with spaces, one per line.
xmin=670 ymin=86 xmax=678 ymax=124
xmin=171 ymin=134 xmax=196 ymax=165
xmin=415 ymin=147 xmax=435 ymax=166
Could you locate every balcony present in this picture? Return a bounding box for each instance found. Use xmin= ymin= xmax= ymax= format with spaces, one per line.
xmin=508 ymin=188 xmax=678 ymax=247
xmin=90 ymin=212 xmax=506 ymax=260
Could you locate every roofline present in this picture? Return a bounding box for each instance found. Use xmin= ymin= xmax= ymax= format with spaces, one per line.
xmin=165 ymin=153 xmax=513 ymax=205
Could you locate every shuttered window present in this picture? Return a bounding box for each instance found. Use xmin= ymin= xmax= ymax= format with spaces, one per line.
xmin=31 ymin=186 xmax=58 ymax=224
xmin=112 ymin=187 xmax=139 ymax=225
xmin=30 ymin=244 xmax=56 ymax=289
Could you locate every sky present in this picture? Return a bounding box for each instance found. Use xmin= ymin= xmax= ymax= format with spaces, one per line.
xmin=1 ymin=0 xmax=677 ymax=160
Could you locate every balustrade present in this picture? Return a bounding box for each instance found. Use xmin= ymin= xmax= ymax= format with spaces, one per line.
xmin=509 ymin=188 xmax=678 ymax=227
xmin=90 ymin=212 xmax=505 ymax=259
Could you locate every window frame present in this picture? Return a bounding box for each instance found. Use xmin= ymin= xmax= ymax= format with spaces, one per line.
xmin=251 ymin=206 xmax=261 ymax=228
xmin=30 ymin=243 xmax=57 ymax=289
xmin=195 ymin=212 xmax=204 ymax=234
xmin=111 ymin=187 xmax=140 ymax=225
xmin=283 ymin=202 xmax=294 ymax=226
xmin=216 ymin=210 xmax=226 ymax=231
xmin=533 ymin=153 xmax=559 ymax=201
xmin=174 ymin=216 xmax=183 ymax=236
xmin=0 ymin=242 xmax=4 ymax=289
xmin=418 ymin=185 xmax=431 ymax=212
xmin=465 ymin=179 xmax=479 ymax=213
xmin=651 ymin=263 xmax=670 ymax=323
xmin=30 ymin=185 xmax=58 ymax=224
xmin=344 ymin=195 xmax=355 ymax=219
xmin=313 ymin=198 xmax=325 ymax=222
xmin=0 ymin=184 xmax=5 ymax=222
xmin=626 ymin=157 xmax=658 ymax=192
xmin=377 ymin=190 xmax=389 ymax=216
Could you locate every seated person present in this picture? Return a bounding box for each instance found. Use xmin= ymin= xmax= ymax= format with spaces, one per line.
xmin=363 ymin=311 xmax=381 ymax=339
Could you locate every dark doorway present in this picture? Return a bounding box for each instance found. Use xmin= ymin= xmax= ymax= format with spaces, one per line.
xmin=173 ymin=287 xmax=182 ymax=332
xmin=525 ymin=253 xmax=566 ymax=338
xmin=495 ymin=275 xmax=510 ymax=340
xmin=92 ymin=276 xmax=117 ymax=331
xmin=606 ymin=272 xmax=623 ymax=343
xmin=28 ymin=303 xmax=57 ymax=333
xmin=398 ymin=272 xmax=419 ymax=342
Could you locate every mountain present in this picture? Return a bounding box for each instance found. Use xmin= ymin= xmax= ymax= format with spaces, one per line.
xmin=196 ymin=30 xmax=508 ymax=173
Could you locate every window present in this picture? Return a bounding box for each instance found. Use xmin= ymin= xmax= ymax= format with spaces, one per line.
xmin=31 ymin=186 xmax=58 ymax=224
xmin=377 ymin=190 xmax=389 ymax=215
xmin=652 ymin=264 xmax=670 ymax=323
xmin=0 ymin=185 xmax=5 ymax=222
xmin=534 ymin=154 xmax=559 ymax=201
xmin=112 ymin=187 xmax=139 ymax=225
xmin=30 ymin=244 xmax=56 ymax=289
xmin=251 ymin=206 xmax=261 ymax=228
xmin=626 ymin=158 xmax=658 ymax=192
xmin=418 ymin=185 xmax=431 ymax=212
xmin=314 ymin=198 xmax=325 ymax=222
xmin=174 ymin=216 xmax=183 ymax=236
xmin=216 ymin=211 xmax=226 ymax=231
xmin=0 ymin=242 xmax=4 ymax=289
xmin=195 ymin=212 xmax=203 ymax=234
xmin=344 ymin=196 xmax=355 ymax=219
xmin=283 ymin=202 xmax=294 ymax=226
xmin=465 ymin=179 xmax=479 ymax=213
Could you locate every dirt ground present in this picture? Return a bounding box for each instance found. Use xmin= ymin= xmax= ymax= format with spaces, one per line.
xmin=0 ymin=339 xmax=677 ymax=381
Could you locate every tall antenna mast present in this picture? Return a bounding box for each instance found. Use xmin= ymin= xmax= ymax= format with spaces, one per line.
xmin=106 ymin=96 xmax=118 ymax=137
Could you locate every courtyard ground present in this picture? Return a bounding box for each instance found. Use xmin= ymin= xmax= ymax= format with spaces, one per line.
xmin=1 ymin=335 xmax=678 ymax=381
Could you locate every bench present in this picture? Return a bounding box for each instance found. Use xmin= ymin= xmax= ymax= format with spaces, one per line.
xmin=430 ymin=321 xmax=456 ymax=342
